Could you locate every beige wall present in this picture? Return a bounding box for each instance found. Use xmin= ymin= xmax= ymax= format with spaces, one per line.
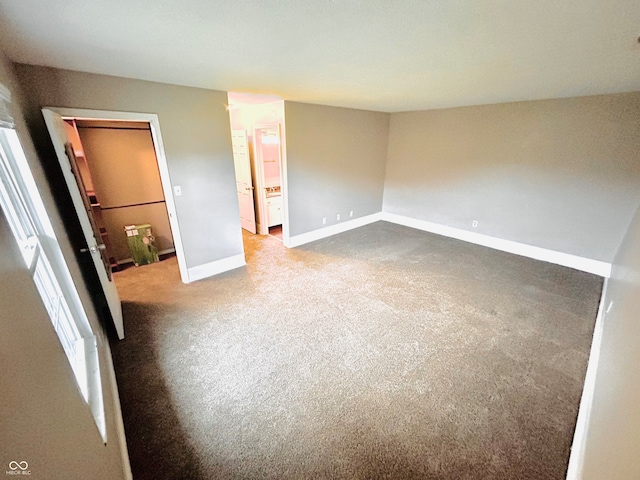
xmin=580 ymin=202 xmax=640 ymax=479
xmin=284 ymin=102 xmax=389 ymax=236
xmin=384 ymin=93 xmax=640 ymax=262
xmin=103 ymin=204 xmax=174 ymax=261
xmin=77 ymin=126 xmax=174 ymax=261
xmin=13 ymin=64 xmax=242 ymax=269
xmin=78 ymin=127 xmax=164 ymax=207
xmin=0 ymin=52 xmax=127 ymax=479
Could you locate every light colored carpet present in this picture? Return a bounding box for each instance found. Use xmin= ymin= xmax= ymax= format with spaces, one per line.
xmin=111 ymin=221 xmax=602 ymax=480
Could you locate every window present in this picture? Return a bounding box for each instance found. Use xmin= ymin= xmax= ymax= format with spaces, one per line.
xmin=0 ymin=122 xmax=106 ymax=440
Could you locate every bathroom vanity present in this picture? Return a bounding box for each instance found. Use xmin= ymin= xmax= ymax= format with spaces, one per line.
xmin=266 ymin=186 xmax=282 ymax=227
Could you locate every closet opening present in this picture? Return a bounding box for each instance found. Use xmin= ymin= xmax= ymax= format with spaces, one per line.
xmin=227 ymin=92 xmax=288 ymax=246
xmin=43 ymin=107 xmax=188 ymax=339
xmin=60 ymin=116 xmax=181 ymax=280
xmin=43 ymin=107 xmax=188 ymax=286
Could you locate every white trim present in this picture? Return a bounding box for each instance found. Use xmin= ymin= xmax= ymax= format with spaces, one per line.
xmin=45 ymin=107 xmax=190 ymax=284
xmin=286 ymin=213 xmax=383 ymax=248
xmin=566 ymin=278 xmax=610 ymax=480
xmin=103 ymin=340 xmax=133 ymax=480
xmin=279 ymin=112 xmax=291 ymax=246
xmin=381 ymin=213 xmax=612 ymax=277
xmin=186 ymin=253 xmax=246 ymax=283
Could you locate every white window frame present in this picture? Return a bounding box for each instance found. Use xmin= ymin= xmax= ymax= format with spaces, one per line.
xmin=0 ymin=127 xmax=106 ymax=441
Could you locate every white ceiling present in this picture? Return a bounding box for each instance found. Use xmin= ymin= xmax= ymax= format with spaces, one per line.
xmin=0 ymin=0 xmax=638 ymax=112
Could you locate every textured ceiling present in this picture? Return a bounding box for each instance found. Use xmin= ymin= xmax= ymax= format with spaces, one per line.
xmin=0 ymin=0 xmax=638 ymax=112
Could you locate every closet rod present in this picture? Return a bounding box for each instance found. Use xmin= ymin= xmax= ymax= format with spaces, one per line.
xmin=101 ymin=200 xmax=166 ymax=210
xmin=77 ymin=125 xmax=150 ymax=131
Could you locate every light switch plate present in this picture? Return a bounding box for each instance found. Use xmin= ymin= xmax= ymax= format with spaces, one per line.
xmin=174 ymin=185 xmax=182 ymax=196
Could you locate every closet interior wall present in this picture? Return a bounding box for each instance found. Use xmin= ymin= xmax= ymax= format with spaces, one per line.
xmin=66 ymin=119 xmax=174 ymax=265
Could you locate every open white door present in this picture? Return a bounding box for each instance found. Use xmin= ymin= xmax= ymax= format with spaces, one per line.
xmin=231 ymin=129 xmax=257 ymax=234
xmin=42 ymin=108 xmax=124 ymax=339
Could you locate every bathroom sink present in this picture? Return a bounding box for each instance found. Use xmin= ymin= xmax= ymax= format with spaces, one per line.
xmin=265 ymin=186 xmax=281 ymax=198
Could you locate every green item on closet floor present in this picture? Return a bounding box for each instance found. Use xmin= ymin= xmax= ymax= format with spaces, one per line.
xmin=124 ymin=223 xmax=159 ymax=266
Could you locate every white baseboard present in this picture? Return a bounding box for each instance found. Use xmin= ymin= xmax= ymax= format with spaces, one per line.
xmin=286 ymin=213 xmax=383 ymax=248
xmin=381 ymin=213 xmax=612 ymax=277
xmin=566 ymin=278 xmax=609 ymax=480
xmin=186 ymin=253 xmax=246 ymax=283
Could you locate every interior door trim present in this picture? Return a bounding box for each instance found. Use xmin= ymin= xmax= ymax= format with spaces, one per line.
xmin=44 ymin=107 xmax=189 ymax=284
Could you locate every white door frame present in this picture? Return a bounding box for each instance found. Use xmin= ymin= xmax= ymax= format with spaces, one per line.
xmin=47 ymin=107 xmax=189 ymax=284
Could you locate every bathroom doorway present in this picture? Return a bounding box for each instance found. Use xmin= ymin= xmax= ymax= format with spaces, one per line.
xmin=227 ymin=93 xmax=287 ymax=243
xmin=254 ymin=124 xmax=283 ymax=238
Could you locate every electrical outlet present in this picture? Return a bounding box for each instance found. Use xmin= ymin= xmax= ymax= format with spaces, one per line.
xmin=173 ymin=185 xmax=182 ymax=197
xmin=349 ymin=210 xmax=354 ymax=218
xmin=472 ymin=220 xmax=478 ymax=228
xmin=322 ymin=217 xmax=326 ymax=225
xmin=337 ymin=213 xmax=341 ymax=221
